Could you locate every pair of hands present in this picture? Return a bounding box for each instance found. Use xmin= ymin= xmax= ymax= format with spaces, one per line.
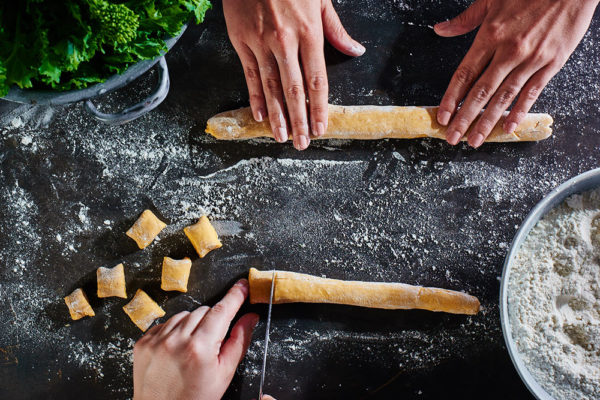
xmin=133 ymin=279 xmax=274 ymax=400
xmin=223 ymin=0 xmax=598 ymax=150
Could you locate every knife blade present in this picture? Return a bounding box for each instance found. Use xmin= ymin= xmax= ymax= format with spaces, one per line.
xmin=258 ymin=271 xmax=275 ymax=400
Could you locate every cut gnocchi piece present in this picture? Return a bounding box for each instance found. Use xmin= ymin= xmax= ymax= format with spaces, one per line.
xmin=161 ymin=257 xmax=192 ymax=292
xmin=126 ymin=209 xmax=167 ymax=249
xmin=184 ymin=215 xmax=222 ymax=258
xmin=122 ymin=289 xmax=165 ymax=332
xmin=97 ymin=263 xmax=127 ymax=298
xmin=64 ymin=288 xmax=95 ymax=320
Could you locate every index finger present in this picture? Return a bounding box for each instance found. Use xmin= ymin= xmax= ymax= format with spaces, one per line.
xmin=193 ymin=279 xmax=249 ymax=342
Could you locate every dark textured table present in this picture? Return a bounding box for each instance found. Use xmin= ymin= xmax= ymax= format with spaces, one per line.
xmin=1 ymin=1 xmax=599 ymax=399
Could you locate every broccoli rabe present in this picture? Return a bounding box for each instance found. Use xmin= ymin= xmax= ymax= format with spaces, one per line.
xmin=0 ymin=0 xmax=212 ymax=96
xmin=89 ymin=0 xmax=140 ymax=45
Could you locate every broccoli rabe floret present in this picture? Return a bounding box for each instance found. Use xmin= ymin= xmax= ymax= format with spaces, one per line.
xmin=88 ymin=0 xmax=139 ymax=45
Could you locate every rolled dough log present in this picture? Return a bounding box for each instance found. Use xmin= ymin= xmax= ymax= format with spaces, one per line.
xmin=248 ymin=268 xmax=480 ymax=315
xmin=206 ymin=105 xmax=552 ymax=142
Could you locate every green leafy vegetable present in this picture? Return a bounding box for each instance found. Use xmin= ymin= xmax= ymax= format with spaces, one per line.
xmin=0 ymin=0 xmax=211 ymax=96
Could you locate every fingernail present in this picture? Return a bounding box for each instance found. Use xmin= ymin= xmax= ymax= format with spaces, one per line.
xmin=470 ymin=133 xmax=485 ymax=148
xmin=505 ymin=122 xmax=517 ymax=134
xmin=255 ymin=109 xmax=264 ymax=122
xmin=438 ymin=110 xmax=451 ymax=126
xmin=313 ymin=122 xmax=325 ymax=137
xmin=447 ymin=130 xmax=462 ymax=145
xmin=296 ymin=135 xmax=309 ymax=150
xmin=236 ymin=279 xmax=249 ymax=288
xmin=351 ymin=43 xmax=366 ymax=56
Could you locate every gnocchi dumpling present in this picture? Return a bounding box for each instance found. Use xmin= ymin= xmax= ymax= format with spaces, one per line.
xmin=97 ymin=263 xmax=127 ymax=298
xmin=122 ymin=289 xmax=165 ymax=332
xmin=126 ymin=209 xmax=167 ymax=249
xmin=64 ymin=288 xmax=95 ymax=320
xmin=161 ymin=257 xmax=192 ymax=292
xmin=184 ymin=215 xmax=222 ymax=258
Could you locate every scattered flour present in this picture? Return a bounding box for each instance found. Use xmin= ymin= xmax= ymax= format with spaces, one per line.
xmin=508 ymin=188 xmax=600 ymax=400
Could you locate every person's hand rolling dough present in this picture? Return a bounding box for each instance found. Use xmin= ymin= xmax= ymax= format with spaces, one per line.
xmin=132 ymin=280 xmax=260 ymax=400
xmin=435 ymin=0 xmax=598 ymax=147
xmin=223 ymin=0 xmax=365 ymax=150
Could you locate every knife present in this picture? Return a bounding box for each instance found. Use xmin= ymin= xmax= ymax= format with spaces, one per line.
xmin=258 ymin=271 xmax=276 ymax=400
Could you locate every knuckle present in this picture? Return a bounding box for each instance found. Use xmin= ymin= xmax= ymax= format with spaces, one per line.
xmin=510 ymin=110 xmax=526 ymax=124
xmin=310 ymin=103 xmax=327 ymax=115
xmin=524 ymin=86 xmax=541 ymax=101
xmin=291 ymin=118 xmax=308 ymax=129
xmin=440 ymin=98 xmax=457 ymax=112
xmin=249 ymin=93 xmax=264 ymax=104
xmin=506 ymin=40 xmax=528 ymax=58
xmin=454 ymin=66 xmax=475 ymax=87
xmin=272 ymin=28 xmax=294 ymax=48
xmin=485 ymin=22 xmax=504 ymax=42
xmin=160 ymin=336 xmax=179 ymax=353
xmin=264 ymin=77 xmax=281 ymax=94
xmin=286 ymin=84 xmax=305 ymax=101
xmin=298 ymin=23 xmax=317 ymax=40
xmin=454 ymin=115 xmax=472 ymax=131
xmin=476 ymin=117 xmax=495 ymax=133
xmin=228 ymin=32 xmax=244 ymax=46
xmin=245 ymin=66 xmax=260 ymax=81
xmin=530 ymin=46 xmax=547 ymax=62
xmin=497 ymin=86 xmax=517 ymax=106
xmin=308 ymin=74 xmax=327 ymax=92
xmin=471 ymin=83 xmax=492 ymax=103
xmin=329 ymin=22 xmax=347 ymax=40
xmin=210 ymin=302 xmax=227 ymax=315
xmin=185 ymin=342 xmax=206 ymax=361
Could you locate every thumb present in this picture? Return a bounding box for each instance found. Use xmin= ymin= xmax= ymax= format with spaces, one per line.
xmin=434 ymin=0 xmax=488 ymax=37
xmin=322 ymin=0 xmax=365 ymax=57
xmin=218 ymin=313 xmax=259 ymax=371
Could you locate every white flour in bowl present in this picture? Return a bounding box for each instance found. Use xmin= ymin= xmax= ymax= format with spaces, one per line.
xmin=508 ymin=188 xmax=600 ymax=400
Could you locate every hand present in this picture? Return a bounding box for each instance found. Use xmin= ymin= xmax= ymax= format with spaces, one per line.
xmin=434 ymin=0 xmax=599 ymax=147
xmin=223 ymin=0 xmax=365 ymax=150
xmin=132 ymin=279 xmax=259 ymax=400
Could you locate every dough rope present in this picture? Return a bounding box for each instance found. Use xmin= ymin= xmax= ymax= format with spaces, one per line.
xmin=248 ymin=268 xmax=480 ymax=315
xmin=206 ymin=105 xmax=552 ymax=142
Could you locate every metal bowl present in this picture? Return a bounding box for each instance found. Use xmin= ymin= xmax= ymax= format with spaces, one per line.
xmin=499 ymin=167 xmax=600 ymax=399
xmin=1 ymin=26 xmax=187 ymax=125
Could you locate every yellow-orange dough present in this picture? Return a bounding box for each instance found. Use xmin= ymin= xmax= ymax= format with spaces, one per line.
xmin=184 ymin=216 xmax=222 ymax=258
xmin=64 ymin=288 xmax=95 ymax=320
xmin=161 ymin=257 xmax=192 ymax=292
xmin=97 ymin=263 xmax=127 ymax=298
xmin=248 ymin=268 xmax=480 ymax=315
xmin=126 ymin=209 xmax=167 ymax=249
xmin=206 ymin=105 xmax=553 ymax=143
xmin=122 ymin=289 xmax=165 ymax=332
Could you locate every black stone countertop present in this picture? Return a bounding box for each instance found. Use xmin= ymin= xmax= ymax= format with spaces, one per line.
xmin=1 ymin=1 xmax=599 ymax=399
